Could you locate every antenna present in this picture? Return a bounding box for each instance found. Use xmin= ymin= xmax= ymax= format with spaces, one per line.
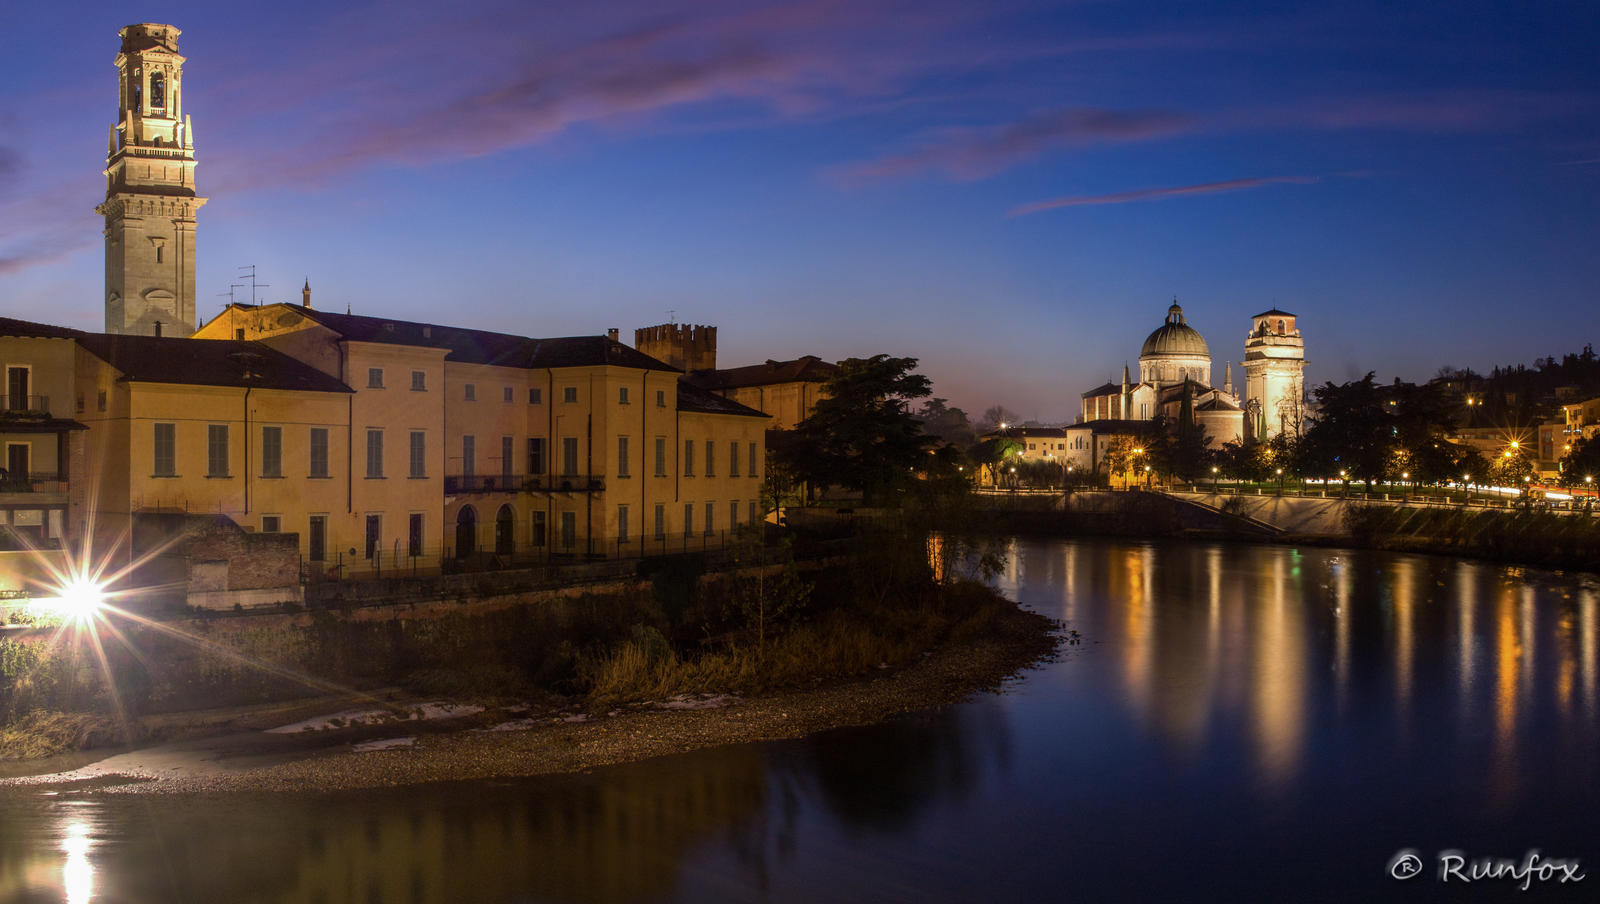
xmin=667 ymin=310 xmax=676 ymax=324
xmin=237 ymin=265 xmax=270 ymax=306
xmin=218 ymin=283 xmax=245 ymax=306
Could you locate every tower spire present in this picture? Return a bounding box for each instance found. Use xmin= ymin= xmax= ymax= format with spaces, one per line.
xmin=96 ymin=23 xmax=207 ymax=337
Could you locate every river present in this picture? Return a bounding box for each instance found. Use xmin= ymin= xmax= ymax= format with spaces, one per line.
xmin=2 ymin=537 xmax=1597 ymax=902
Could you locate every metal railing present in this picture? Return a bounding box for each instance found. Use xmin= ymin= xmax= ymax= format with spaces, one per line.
xmin=0 ymin=395 xmax=51 ymax=415
xmin=0 ymin=472 xmax=65 ymax=494
xmin=442 ymin=473 xmax=608 ymax=494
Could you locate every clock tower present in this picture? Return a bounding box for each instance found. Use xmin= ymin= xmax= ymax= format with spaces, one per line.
xmin=96 ymin=23 xmax=207 ymax=336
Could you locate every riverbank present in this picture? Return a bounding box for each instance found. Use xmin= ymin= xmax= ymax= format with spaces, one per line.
xmin=1 ymin=594 xmax=1058 ymax=794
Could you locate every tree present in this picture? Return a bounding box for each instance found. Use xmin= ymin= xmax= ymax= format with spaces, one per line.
xmin=969 ymin=435 xmax=1022 ymax=486
xmin=772 ymin=355 xmax=933 ymax=505
xmin=916 ymin=398 xmax=976 ymax=448
xmin=975 ymin=405 xmax=1021 ymax=433
xmin=1560 ymin=434 xmax=1600 ymax=489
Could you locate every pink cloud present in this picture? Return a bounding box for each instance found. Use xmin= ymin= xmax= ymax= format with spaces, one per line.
xmin=830 ymin=107 xmax=1194 ymax=185
xmin=1006 ymin=175 xmax=1318 ymax=217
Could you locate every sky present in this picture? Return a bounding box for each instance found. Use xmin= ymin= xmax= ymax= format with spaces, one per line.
xmin=2 ymin=0 xmax=1597 ymax=423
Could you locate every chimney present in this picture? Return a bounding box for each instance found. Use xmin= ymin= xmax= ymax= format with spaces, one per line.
xmin=302 ymin=278 xmax=312 ymax=309
xmin=606 ymin=328 xmax=619 ymax=342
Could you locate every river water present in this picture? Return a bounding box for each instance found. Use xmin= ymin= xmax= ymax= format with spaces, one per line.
xmin=3 ymin=537 xmax=1598 ymax=902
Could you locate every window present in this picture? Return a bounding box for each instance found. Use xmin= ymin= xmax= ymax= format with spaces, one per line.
xmin=409 ymin=431 xmax=426 ymax=478
xmin=527 ymin=438 xmax=545 ymax=475
xmin=411 ymin=371 xmax=426 ymax=391
xmin=366 ymin=429 xmax=384 ymax=478
xmin=261 ymin=426 xmax=283 ymax=478
xmin=655 ymin=437 xmax=667 ymax=477
xmin=462 ymin=435 xmax=475 ymax=477
xmin=235 ymin=328 xmax=245 ymax=341
xmin=501 ymin=436 xmax=513 ymax=481
xmin=730 ymin=441 xmax=740 ymax=477
xmin=560 ymin=512 xmax=576 ymax=550
xmin=704 ymin=502 xmax=714 ymax=535
xmin=465 ymin=383 xmax=476 ymax=401
xmin=97 ymin=390 xmax=107 ymax=412
xmin=6 ymin=366 xmax=28 ymax=410
xmin=619 ymin=387 xmax=630 ymax=405
xmin=684 ymin=440 xmax=695 ymax=477
xmin=618 ymin=437 xmax=630 ymax=477
xmin=531 ymin=511 xmax=546 ymax=547
xmin=308 ymin=515 xmax=327 ymax=562
xmin=562 ymin=437 xmax=578 ymax=476
xmin=618 ymin=505 xmax=629 ymax=542
xmin=408 ymin=513 xmax=423 ymax=557
xmin=153 ymin=423 xmax=176 ymax=476
xmin=365 ymin=515 xmax=381 ymax=559
xmin=705 ymin=441 xmax=715 ymax=477
xmin=654 ymin=504 xmax=665 ymax=540
xmin=748 ymin=442 xmax=757 ymax=478
xmin=563 ymin=386 xmax=578 ymax=403
xmin=367 ymin=368 xmax=383 ymax=389
xmin=262 ymin=516 xmax=281 ymax=533
xmin=749 ymin=500 xmax=757 ymax=525
xmin=207 ymin=425 xmax=229 ymax=477
xmin=529 ymin=388 xmax=542 ymax=404
xmin=503 ymin=386 xmax=513 ymax=402
xmin=656 ymin=390 xmax=666 ymax=407
xmin=309 ymin=428 xmax=329 ymax=478
xmin=730 ymin=501 xmax=739 ymax=529
xmin=684 ymin=503 xmax=694 ymax=538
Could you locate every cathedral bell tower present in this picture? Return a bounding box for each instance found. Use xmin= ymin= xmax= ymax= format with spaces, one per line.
xmin=96 ymin=23 xmax=207 ymax=336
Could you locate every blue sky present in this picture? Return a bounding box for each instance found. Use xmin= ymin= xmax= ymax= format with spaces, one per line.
xmin=2 ymin=0 xmax=1596 ymax=422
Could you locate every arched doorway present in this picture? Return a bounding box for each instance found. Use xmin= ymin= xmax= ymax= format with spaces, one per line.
xmin=495 ymin=504 xmax=515 ymax=556
xmin=455 ymin=506 xmax=477 ymax=559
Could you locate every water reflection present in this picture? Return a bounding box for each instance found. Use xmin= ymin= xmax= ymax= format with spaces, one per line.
xmin=2 ymin=539 xmax=1599 ymax=903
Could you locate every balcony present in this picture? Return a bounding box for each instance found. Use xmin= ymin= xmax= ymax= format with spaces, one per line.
xmin=443 ymin=473 xmax=606 ymax=494
xmin=0 ymin=396 xmax=52 ymax=418
xmin=0 ymin=472 xmax=67 ymax=496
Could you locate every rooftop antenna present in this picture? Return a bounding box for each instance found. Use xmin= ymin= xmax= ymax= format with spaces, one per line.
xmin=667 ymin=309 xmax=676 ymax=324
xmin=217 ymin=283 xmax=245 ymax=332
xmin=237 ymin=265 xmax=270 ymax=307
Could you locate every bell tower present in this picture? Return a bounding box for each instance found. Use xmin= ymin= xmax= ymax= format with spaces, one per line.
xmin=96 ymin=23 xmax=207 ymax=336
xmin=1242 ymin=308 xmax=1306 ymax=441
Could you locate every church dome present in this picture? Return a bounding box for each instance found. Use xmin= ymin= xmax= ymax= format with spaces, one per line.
xmin=1140 ymin=303 xmax=1210 ymax=358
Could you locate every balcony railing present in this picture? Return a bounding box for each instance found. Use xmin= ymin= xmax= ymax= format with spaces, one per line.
xmin=524 ymin=474 xmax=605 ymax=494
xmin=0 ymin=472 xmax=66 ymax=494
xmin=0 ymin=395 xmax=51 ymax=416
xmin=444 ymin=473 xmax=607 ymax=494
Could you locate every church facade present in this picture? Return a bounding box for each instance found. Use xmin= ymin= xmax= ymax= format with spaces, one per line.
xmin=1079 ymin=302 xmax=1306 ymax=447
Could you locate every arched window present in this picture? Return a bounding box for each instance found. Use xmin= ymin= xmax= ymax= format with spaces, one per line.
xmin=1277 ymin=319 xmax=1286 ymax=335
xmin=455 ymin=506 xmax=477 ymax=559
xmin=150 ymin=72 xmax=166 ymax=110
xmin=495 ymin=505 xmax=514 ymax=556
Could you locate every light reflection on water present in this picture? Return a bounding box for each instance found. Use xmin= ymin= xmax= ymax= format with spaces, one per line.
xmin=2 ymin=538 xmax=1599 ymax=902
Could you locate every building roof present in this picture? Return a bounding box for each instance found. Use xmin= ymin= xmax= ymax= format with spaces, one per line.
xmin=1081 ymin=381 xmax=1121 ymax=398
xmin=256 ymin=306 xmax=678 ymax=371
xmin=0 ymin=317 xmax=89 ymax=341
xmin=676 ymin=381 xmax=770 ymax=418
xmin=1252 ymin=308 xmax=1296 ymax=318
xmin=1140 ymin=303 xmax=1210 ymax=359
xmin=688 ymin=355 xmax=839 ymax=390
xmin=1071 ymin=419 xmax=1160 ymax=434
xmin=1195 ymin=396 xmax=1242 ymax=412
xmin=76 ymin=334 xmax=353 ymax=393
xmin=981 ymin=426 xmax=1069 ymax=440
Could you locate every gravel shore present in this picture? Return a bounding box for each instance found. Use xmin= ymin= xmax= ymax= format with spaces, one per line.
xmin=5 ymin=604 xmax=1060 ymax=795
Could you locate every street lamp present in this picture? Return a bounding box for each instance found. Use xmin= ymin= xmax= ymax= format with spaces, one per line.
xmin=1463 ymin=474 xmax=1471 ymax=505
xmin=1339 ymin=468 xmax=1348 ymax=497
xmin=1211 ymin=465 xmax=1219 ymax=491
xmin=1275 ymin=467 xmax=1284 ymax=495
xmin=1144 ymin=464 xmax=1152 ymax=489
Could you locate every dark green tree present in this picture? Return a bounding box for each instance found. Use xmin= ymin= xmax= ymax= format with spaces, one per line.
xmin=915 ymin=398 xmax=976 ymax=448
xmin=1560 ymin=434 xmax=1600 ymax=489
xmin=773 ymin=355 xmax=933 ymax=505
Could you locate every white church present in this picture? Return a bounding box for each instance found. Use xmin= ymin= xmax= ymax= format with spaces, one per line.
xmin=1078 ymin=302 xmax=1308 ymax=447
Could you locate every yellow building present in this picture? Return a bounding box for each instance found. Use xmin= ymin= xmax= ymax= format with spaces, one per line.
xmin=195 ymin=302 xmax=768 ymax=567
xmin=0 ymin=319 xmax=89 ymax=557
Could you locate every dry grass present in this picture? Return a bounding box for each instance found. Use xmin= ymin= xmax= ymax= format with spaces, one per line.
xmin=0 ymin=710 xmax=127 ymax=760
xmin=584 ymin=581 xmax=1011 ymax=708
